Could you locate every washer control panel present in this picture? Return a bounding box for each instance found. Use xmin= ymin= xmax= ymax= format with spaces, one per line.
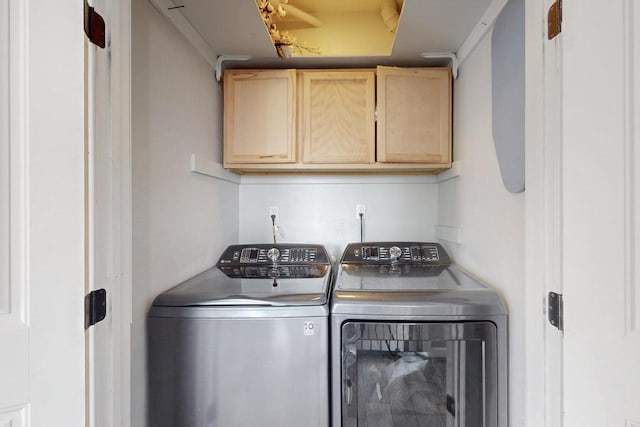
xmin=217 ymin=244 xmax=330 ymax=266
xmin=341 ymin=241 xmax=450 ymax=266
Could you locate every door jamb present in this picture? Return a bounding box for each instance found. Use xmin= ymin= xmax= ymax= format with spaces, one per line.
xmin=110 ymin=0 xmax=132 ymax=424
xmin=88 ymin=0 xmax=132 ymax=425
xmin=524 ymin=0 xmax=564 ymax=425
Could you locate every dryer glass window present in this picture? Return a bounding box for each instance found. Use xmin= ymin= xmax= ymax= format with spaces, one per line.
xmin=341 ymin=321 xmax=498 ymax=427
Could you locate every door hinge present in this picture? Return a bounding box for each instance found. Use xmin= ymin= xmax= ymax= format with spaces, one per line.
xmin=548 ymin=292 xmax=563 ymax=331
xmin=85 ymin=288 xmax=107 ymax=329
xmin=547 ymin=0 xmax=563 ymax=40
xmin=84 ymin=0 xmax=106 ymax=48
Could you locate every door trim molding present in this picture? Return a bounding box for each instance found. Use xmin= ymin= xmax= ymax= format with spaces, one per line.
xmin=8 ymin=0 xmax=27 ymax=325
xmin=623 ymin=0 xmax=639 ymax=337
xmin=0 ymin=0 xmax=29 ymax=412
xmin=109 ymin=0 xmax=132 ymax=424
xmin=88 ymin=0 xmax=132 ymax=425
xmin=525 ymin=0 xmax=564 ymax=425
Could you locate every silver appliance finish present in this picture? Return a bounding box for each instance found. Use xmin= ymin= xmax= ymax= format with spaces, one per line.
xmin=331 ymin=242 xmax=508 ymax=427
xmin=148 ymin=243 xmax=332 ymax=427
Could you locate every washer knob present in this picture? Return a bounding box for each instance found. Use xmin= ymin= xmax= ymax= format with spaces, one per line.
xmin=389 ymin=246 xmax=402 ymax=261
xmin=267 ymin=247 xmax=280 ymax=263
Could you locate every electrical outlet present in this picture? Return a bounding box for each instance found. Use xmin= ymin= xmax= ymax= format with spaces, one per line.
xmin=269 ymin=206 xmax=279 ymax=218
xmin=356 ymin=204 xmax=366 ymax=218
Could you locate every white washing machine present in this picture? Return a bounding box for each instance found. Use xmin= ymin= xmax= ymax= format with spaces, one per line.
xmin=148 ymin=243 xmax=332 ymax=427
xmin=330 ymin=242 xmax=508 ymax=427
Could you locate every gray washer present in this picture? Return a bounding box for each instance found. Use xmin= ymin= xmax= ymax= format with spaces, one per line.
xmin=148 ymin=243 xmax=332 ymax=427
xmin=330 ymin=242 xmax=508 ymax=427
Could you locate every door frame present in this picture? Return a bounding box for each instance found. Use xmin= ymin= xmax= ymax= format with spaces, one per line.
xmin=87 ymin=0 xmax=132 ymax=425
xmin=97 ymin=0 xmax=563 ymax=425
xmin=524 ymin=0 xmax=564 ymax=426
xmin=103 ymin=0 xmax=132 ymax=424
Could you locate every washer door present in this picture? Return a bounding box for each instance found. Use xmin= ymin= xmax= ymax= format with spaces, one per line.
xmin=341 ymin=321 xmax=498 ymax=427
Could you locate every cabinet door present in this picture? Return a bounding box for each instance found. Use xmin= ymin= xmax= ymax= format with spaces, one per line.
xmin=301 ymin=70 xmax=375 ymax=164
xmin=377 ymin=67 xmax=452 ymax=164
xmin=224 ymin=69 xmax=296 ymax=164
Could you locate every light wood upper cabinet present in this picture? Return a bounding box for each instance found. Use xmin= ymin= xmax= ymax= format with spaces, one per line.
xmin=300 ymin=70 xmax=375 ymax=164
xmin=223 ymin=69 xmax=296 ymax=165
xmin=377 ymin=66 xmax=452 ymax=165
xmin=222 ymin=67 xmax=452 ymax=173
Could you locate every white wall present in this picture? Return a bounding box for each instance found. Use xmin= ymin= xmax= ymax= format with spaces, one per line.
xmin=131 ymin=0 xmax=239 ymax=425
xmin=437 ymin=35 xmax=525 ymax=425
xmin=239 ymin=176 xmax=437 ymax=259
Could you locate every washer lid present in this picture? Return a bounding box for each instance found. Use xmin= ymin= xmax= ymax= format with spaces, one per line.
xmin=331 ymin=265 xmax=507 ymax=316
xmin=335 ymin=264 xmax=475 ymax=291
xmin=153 ymin=265 xmax=331 ymax=307
xmin=153 ymin=243 xmax=332 ymax=308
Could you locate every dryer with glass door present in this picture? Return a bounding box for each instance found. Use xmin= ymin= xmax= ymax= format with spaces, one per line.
xmin=330 ymin=242 xmax=507 ymax=427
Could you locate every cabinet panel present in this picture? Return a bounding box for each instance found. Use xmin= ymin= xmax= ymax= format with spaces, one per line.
xmin=377 ymin=67 xmax=451 ymax=164
xmin=301 ymin=71 xmax=375 ymax=164
xmin=224 ymin=69 xmax=296 ymax=164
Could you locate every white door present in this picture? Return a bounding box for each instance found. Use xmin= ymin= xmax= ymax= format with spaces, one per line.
xmin=562 ymin=0 xmax=640 ymax=425
xmin=0 ymin=0 xmax=86 ymax=425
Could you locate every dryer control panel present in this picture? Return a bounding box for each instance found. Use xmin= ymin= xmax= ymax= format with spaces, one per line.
xmin=341 ymin=241 xmax=451 ymax=266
